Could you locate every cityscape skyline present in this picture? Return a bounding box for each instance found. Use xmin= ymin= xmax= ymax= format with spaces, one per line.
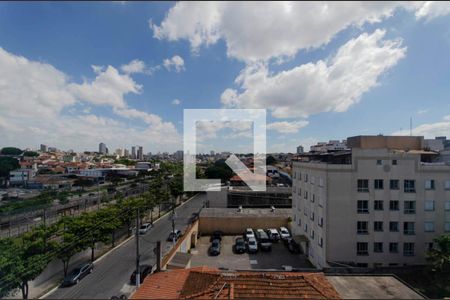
xmin=1 ymin=2 xmax=450 ymax=153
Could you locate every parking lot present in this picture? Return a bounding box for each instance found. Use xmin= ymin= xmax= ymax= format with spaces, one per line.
xmin=190 ymin=235 xmax=314 ymax=270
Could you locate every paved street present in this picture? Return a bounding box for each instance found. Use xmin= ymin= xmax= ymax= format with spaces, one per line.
xmin=45 ymin=193 xmax=206 ymax=299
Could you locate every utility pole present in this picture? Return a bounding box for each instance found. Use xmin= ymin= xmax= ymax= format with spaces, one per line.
xmin=171 ymin=203 xmax=176 ymax=245
xmin=135 ymin=208 xmax=140 ymax=287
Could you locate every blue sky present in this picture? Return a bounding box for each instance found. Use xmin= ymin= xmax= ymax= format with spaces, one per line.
xmin=0 ymin=2 xmax=449 ymax=153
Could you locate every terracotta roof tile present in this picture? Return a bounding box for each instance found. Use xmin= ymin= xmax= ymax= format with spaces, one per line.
xmin=131 ymin=267 xmax=340 ymax=299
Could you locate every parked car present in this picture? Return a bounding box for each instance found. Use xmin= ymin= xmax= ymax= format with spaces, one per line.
xmin=167 ymin=229 xmax=182 ymax=242
xmin=247 ymin=237 xmax=258 ymax=253
xmin=266 ymin=228 xmax=281 ymax=242
xmin=244 ymin=228 xmax=255 ymax=240
xmin=209 ymin=239 xmax=221 ymax=256
xmin=130 ymin=264 xmax=153 ymax=284
xmin=279 ymin=227 xmax=291 ymax=240
xmin=210 ymin=230 xmax=223 ymax=242
xmin=139 ymin=223 xmax=152 ymax=234
xmin=234 ymin=237 xmax=246 ymax=254
xmin=255 ymin=229 xmax=272 ymax=251
xmin=284 ymin=237 xmax=301 ymax=254
xmin=62 ymin=263 xmax=93 ymax=286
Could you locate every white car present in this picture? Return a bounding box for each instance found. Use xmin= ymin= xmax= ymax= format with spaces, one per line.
xmin=266 ymin=228 xmax=281 ymax=242
xmin=139 ymin=223 xmax=152 ymax=234
xmin=279 ymin=227 xmax=291 ymax=240
xmin=245 ymin=228 xmax=255 ymax=240
xmin=247 ymin=237 xmax=258 ymax=253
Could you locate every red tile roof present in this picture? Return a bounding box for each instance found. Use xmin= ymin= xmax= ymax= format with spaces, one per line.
xmin=131 ymin=267 xmax=340 ymax=299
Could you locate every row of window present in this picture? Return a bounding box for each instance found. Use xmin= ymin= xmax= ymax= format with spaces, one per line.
xmin=293 ymin=172 xmax=324 ymax=187
xmin=356 ymin=221 xmax=450 ymax=234
xmin=357 ymin=200 xmax=450 ymax=214
xmin=357 ymin=179 xmax=450 ymax=193
xmin=357 ymin=242 xmax=415 ymax=256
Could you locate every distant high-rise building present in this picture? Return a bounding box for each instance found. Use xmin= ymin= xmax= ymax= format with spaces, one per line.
xmin=40 ymin=144 xmax=47 ymax=152
xmin=296 ymin=145 xmax=304 ymax=154
xmin=210 ymin=150 xmax=215 ymax=156
xmin=131 ymin=146 xmax=136 ymax=159
xmin=99 ymin=143 xmax=107 ymax=154
xmin=124 ymin=149 xmax=130 ymax=157
xmin=115 ymin=148 xmax=124 ymax=157
xmin=48 ymin=147 xmax=57 ymax=152
xmin=175 ymin=150 xmax=183 ymax=160
xmin=137 ymin=146 xmax=143 ymax=160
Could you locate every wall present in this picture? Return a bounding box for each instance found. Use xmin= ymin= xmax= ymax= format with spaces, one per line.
xmin=162 ymin=220 xmax=199 ymax=269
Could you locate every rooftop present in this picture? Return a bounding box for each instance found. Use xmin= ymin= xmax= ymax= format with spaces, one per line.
xmin=199 ymin=207 xmax=291 ymax=218
xmin=131 ymin=267 xmax=340 ymax=299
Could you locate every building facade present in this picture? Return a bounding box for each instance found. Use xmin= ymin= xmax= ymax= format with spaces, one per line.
xmin=99 ymin=142 xmax=107 ymax=154
xmin=292 ymin=136 xmax=450 ymax=268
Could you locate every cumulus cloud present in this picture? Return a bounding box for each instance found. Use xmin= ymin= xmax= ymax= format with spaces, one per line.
xmin=0 ymin=47 xmax=181 ymax=152
xmin=172 ymin=99 xmax=181 ymax=105
xmin=163 ymin=55 xmax=185 ymax=72
xmin=120 ymin=59 xmax=148 ymax=74
xmin=196 ymin=120 xmax=253 ymax=140
xmin=152 ymin=2 xmax=416 ymax=62
xmin=221 ymin=30 xmax=406 ymax=119
xmin=392 ymin=115 xmax=450 ymax=138
xmin=267 ymin=120 xmax=309 ymax=133
xmin=413 ymin=1 xmax=450 ymax=21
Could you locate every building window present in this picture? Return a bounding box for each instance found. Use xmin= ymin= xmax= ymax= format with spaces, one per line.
xmin=389 ymin=200 xmax=399 ymax=211
xmin=445 ymin=180 xmax=450 ymax=190
xmin=392 ymin=160 xmax=398 ymax=165
xmin=445 ymin=201 xmax=450 ymax=211
xmin=425 ymin=180 xmax=435 ymax=190
xmin=357 ymin=200 xmax=369 ymax=213
xmin=299 ymin=172 xmax=302 ymax=181
xmin=374 ymin=179 xmax=384 ymax=190
xmin=318 ymin=217 xmax=323 ymax=227
xmin=404 ymin=201 xmax=416 ymax=214
xmin=427 ymin=243 xmax=434 ymax=252
xmin=356 ymin=263 xmax=368 ymax=268
xmin=304 ymin=223 xmax=308 ymax=232
xmin=445 ymin=222 xmax=450 ymax=232
xmin=297 ymin=217 xmax=301 ymax=226
xmin=424 ymin=200 xmax=435 ymax=211
xmin=374 ymin=200 xmax=384 ymax=211
xmin=390 ymin=179 xmax=399 ymax=190
xmin=310 ymin=212 xmax=315 ymax=221
xmin=357 ymin=221 xmax=369 ymax=234
xmin=357 ymin=242 xmax=369 ymax=256
xmin=304 ymin=191 xmax=308 ymax=199
xmin=389 ymin=243 xmax=399 ymax=253
xmin=357 ymin=179 xmax=369 ymax=192
xmin=305 ymin=174 xmax=308 ymax=182
xmin=404 ymin=180 xmax=416 ymax=193
xmin=310 ymin=230 xmax=315 ymax=239
xmin=403 ymin=243 xmax=415 ymax=256
xmin=374 ymin=242 xmax=383 ymax=253
xmin=319 ymin=238 xmax=323 ymax=248
xmin=404 ymin=222 xmax=415 ymax=235
xmin=319 ymin=177 xmax=324 ymax=187
xmin=389 ymin=222 xmax=399 ymax=232
xmin=312 ymin=194 xmax=315 ymax=203
xmin=424 ymin=222 xmax=435 ymax=232
xmin=311 ymin=176 xmax=315 ymax=185
xmin=374 ymin=221 xmax=383 ymax=232
xmin=376 ymin=160 xmax=382 ymax=165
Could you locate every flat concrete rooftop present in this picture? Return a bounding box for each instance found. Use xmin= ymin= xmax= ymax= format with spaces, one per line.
xmin=326 ymin=275 xmax=424 ymax=299
xmin=199 ymin=207 xmax=291 ymax=218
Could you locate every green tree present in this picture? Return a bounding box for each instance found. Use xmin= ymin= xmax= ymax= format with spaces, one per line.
xmin=0 ymin=147 xmax=23 ymax=155
xmin=169 ymin=175 xmax=183 ymax=204
xmin=23 ymin=151 xmax=38 ymax=157
xmin=266 ymin=155 xmax=277 ymax=165
xmin=427 ymin=234 xmax=450 ymax=273
xmin=0 ymin=157 xmax=20 ymax=178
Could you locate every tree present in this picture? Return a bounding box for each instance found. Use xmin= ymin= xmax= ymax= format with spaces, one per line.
xmin=169 ymin=175 xmax=183 ymax=204
xmin=427 ymin=234 xmax=450 ymax=273
xmin=0 ymin=157 xmax=20 ymax=178
xmin=0 ymin=147 xmax=23 ymax=156
xmin=266 ymin=155 xmax=277 ymax=165
xmin=23 ymin=151 xmax=38 ymax=157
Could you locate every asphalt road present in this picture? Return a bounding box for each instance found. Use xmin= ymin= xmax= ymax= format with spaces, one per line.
xmin=45 ymin=193 xmax=206 ymax=299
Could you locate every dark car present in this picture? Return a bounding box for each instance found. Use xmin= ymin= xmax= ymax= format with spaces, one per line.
xmin=62 ymin=263 xmax=93 ymax=286
xmin=210 ymin=230 xmax=223 ymax=242
xmin=234 ymin=237 xmax=246 ymax=254
xmin=284 ymin=238 xmax=301 ymax=254
xmin=167 ymin=229 xmax=182 ymax=242
xmin=130 ymin=264 xmax=153 ymax=284
xmin=209 ymin=239 xmax=221 ymax=256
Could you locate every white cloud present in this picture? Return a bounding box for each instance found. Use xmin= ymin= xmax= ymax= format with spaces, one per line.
xmin=0 ymin=47 xmax=181 ymax=152
xmin=267 ymin=120 xmax=309 ymax=133
xmin=121 ymin=59 xmax=147 ymax=74
xmin=172 ymin=99 xmax=181 ymax=105
xmin=163 ymin=55 xmax=185 ymax=72
xmin=221 ymin=30 xmax=406 ymax=119
xmin=392 ymin=115 xmax=450 ymax=138
xmin=413 ymin=1 xmax=450 ymax=21
xmin=196 ymin=120 xmax=253 ymax=140
xmin=417 ymin=109 xmax=428 ymax=115
xmin=152 ymin=2 xmax=409 ymax=62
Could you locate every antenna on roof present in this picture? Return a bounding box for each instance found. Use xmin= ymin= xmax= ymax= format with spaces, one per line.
xmin=410 ymin=117 xmax=412 ymax=136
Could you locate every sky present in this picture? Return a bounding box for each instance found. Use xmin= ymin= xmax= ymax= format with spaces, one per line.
xmin=0 ymin=1 xmax=450 ymax=154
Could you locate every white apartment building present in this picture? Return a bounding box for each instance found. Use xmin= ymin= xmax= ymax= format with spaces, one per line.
xmin=310 ymin=140 xmax=348 ymax=153
xmin=292 ymin=135 xmax=450 ymax=269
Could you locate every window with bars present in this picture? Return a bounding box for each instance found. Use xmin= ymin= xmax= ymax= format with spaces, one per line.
xmin=390 ymin=179 xmax=399 ymax=190
xmin=404 ymin=180 xmax=416 ymax=193
xmin=403 ymin=243 xmax=415 ymax=256
xmin=404 ymin=201 xmax=416 ymax=214
xmin=357 ymin=221 xmax=369 ymax=234
xmin=357 ymin=179 xmax=369 ymax=192
xmin=374 ymin=179 xmax=384 ymax=190
xmin=404 ymin=222 xmax=415 ymax=235
xmin=357 ymin=200 xmax=369 ymax=213
xmin=357 ymin=242 xmax=368 ymax=256
xmin=390 ymin=200 xmax=399 ymax=211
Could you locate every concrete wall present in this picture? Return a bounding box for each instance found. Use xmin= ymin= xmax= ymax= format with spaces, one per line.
xmin=162 ymin=220 xmax=199 ymax=269
xmin=199 ymin=212 xmax=290 ymax=235
xmin=347 ymin=136 xmax=424 ymax=150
